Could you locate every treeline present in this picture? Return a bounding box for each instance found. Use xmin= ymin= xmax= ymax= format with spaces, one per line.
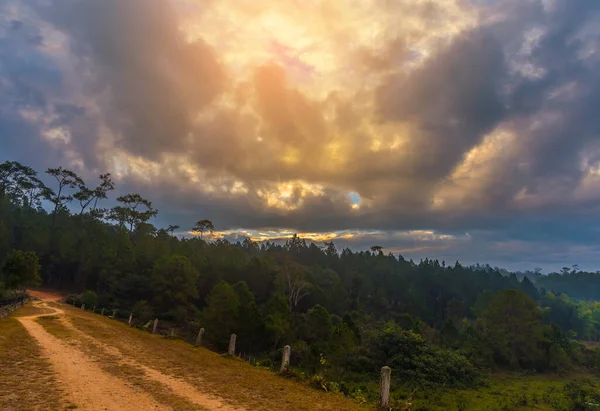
xmin=1 ymin=160 xmax=600 ymax=398
xmin=538 ymin=270 xmax=600 ymax=301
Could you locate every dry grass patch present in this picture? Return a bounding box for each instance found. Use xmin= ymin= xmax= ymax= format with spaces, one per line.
xmin=0 ymin=316 xmax=66 ymax=411
xmin=14 ymin=304 xmax=55 ymax=317
xmin=62 ymin=306 xmax=372 ymax=410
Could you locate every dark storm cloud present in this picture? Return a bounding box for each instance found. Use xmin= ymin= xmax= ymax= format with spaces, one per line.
xmin=377 ymin=30 xmax=507 ymax=180
xmin=31 ymin=0 xmax=226 ymax=160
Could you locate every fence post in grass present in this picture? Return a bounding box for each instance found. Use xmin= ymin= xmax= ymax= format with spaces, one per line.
xmin=128 ymin=313 xmax=133 ymax=326
xmin=101 ymin=308 xmax=105 ymax=316
xmin=112 ymin=309 xmax=116 ymax=318
xmin=92 ymin=306 xmax=96 ymax=313
xmin=228 ymin=334 xmax=236 ymax=356
xmin=170 ymin=328 xmax=175 ymax=337
xmin=280 ymin=345 xmax=291 ymax=373
xmin=152 ymin=318 xmax=158 ymax=334
xmin=195 ymin=328 xmax=204 ymax=346
xmin=378 ymin=366 xmax=391 ymax=408
xmin=81 ymin=303 xmax=85 ymax=310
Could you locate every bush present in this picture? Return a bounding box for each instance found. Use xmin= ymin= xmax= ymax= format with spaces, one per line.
xmin=79 ymin=290 xmax=98 ymax=308
xmin=132 ymin=300 xmax=154 ymax=324
xmin=354 ymin=323 xmax=479 ymax=388
xmin=65 ymin=294 xmax=79 ymax=305
xmin=309 ymin=374 xmax=340 ymax=393
xmin=562 ymin=381 xmax=600 ymax=411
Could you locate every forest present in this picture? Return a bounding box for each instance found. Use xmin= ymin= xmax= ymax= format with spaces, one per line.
xmin=1 ymin=160 xmax=600 ymax=408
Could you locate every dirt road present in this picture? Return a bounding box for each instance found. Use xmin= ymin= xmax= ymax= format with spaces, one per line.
xmin=17 ymin=295 xmax=241 ymax=411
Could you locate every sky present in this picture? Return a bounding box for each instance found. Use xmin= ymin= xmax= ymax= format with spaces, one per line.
xmin=1 ymin=0 xmax=600 ymax=272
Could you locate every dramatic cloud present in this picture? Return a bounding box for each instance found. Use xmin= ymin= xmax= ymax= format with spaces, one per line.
xmin=2 ymin=0 xmax=600 ymax=270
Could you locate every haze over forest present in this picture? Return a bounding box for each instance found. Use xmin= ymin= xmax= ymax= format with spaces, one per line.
xmin=3 ymin=0 xmax=600 ymax=272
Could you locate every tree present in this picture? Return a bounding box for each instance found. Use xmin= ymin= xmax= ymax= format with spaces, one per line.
xmin=91 ymin=173 xmax=115 ymax=212
xmin=74 ymin=173 xmax=115 ymax=216
xmin=191 ymin=219 xmax=214 ymax=240
xmin=110 ymin=193 xmax=158 ymax=234
xmin=323 ymin=241 xmax=338 ymax=258
xmin=520 ymin=277 xmax=540 ymax=301
xmin=166 ymin=225 xmax=180 ymax=237
xmin=370 ymin=245 xmax=383 ymax=256
xmin=0 ymin=161 xmax=47 ymax=208
xmin=151 ymin=255 xmax=199 ymax=316
xmin=480 ymin=289 xmax=544 ymax=369
xmin=265 ymin=294 xmax=291 ymax=348
xmin=203 ymin=281 xmax=239 ymax=347
xmin=1 ymin=250 xmax=41 ymax=294
xmin=280 ymin=260 xmax=311 ymax=313
xmin=304 ymin=304 xmax=332 ymax=343
xmin=45 ymin=167 xmax=84 ymax=234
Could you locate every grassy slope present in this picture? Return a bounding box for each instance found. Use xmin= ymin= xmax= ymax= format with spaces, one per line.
xmin=53 ymin=303 xmax=373 ymax=411
xmin=0 ymin=309 xmax=66 ymax=411
xmin=402 ymin=372 xmax=600 ymax=410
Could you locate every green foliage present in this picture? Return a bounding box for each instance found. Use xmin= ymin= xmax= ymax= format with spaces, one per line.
xmin=303 ymin=304 xmax=332 ymax=343
xmin=479 ymin=290 xmax=544 ymax=369
xmin=1 ymin=249 xmax=41 ymax=293
xmin=359 ymin=323 xmax=478 ymax=388
xmin=202 ymin=281 xmax=239 ymax=347
xmin=559 ymin=381 xmax=600 ymax=411
xmin=132 ymin=300 xmax=154 ymax=324
xmin=151 ymin=255 xmax=199 ymax=316
xmin=538 ymin=271 xmax=600 ymax=301
xmin=79 ymin=290 xmax=98 ymax=308
xmin=264 ymin=294 xmax=291 ymax=347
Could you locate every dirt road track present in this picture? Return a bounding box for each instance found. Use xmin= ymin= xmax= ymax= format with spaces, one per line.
xmin=18 ymin=294 xmax=242 ymax=411
xmin=18 ymin=303 xmax=166 ymax=411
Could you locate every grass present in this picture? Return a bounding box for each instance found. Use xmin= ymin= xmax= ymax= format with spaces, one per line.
xmin=0 ymin=309 xmax=66 ymax=411
xmin=13 ymin=305 xmax=55 ymax=317
xmin=55 ymin=303 xmax=373 ymax=410
xmin=390 ymin=372 xmax=600 ymax=410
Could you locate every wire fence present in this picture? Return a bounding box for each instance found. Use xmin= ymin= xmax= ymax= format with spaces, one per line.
xmin=0 ymin=298 xmax=28 ymax=319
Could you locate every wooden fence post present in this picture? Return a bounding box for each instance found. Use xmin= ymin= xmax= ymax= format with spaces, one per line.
xmin=92 ymin=306 xmax=96 ymax=313
xmin=81 ymin=304 xmax=85 ymax=310
xmin=152 ymin=318 xmax=158 ymax=334
xmin=101 ymin=308 xmax=105 ymax=316
xmin=128 ymin=313 xmax=133 ymax=325
xmin=228 ymin=334 xmax=236 ymax=356
xmin=112 ymin=309 xmax=116 ymax=318
xmin=195 ymin=328 xmax=205 ymax=346
xmin=280 ymin=345 xmax=291 ymax=372
xmin=378 ymin=366 xmax=391 ymax=408
xmin=170 ymin=328 xmax=175 ymax=337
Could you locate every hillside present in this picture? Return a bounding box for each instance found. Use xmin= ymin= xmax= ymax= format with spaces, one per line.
xmin=0 ymin=294 xmax=370 ymax=411
xmin=3 ymin=296 xmax=600 ymax=410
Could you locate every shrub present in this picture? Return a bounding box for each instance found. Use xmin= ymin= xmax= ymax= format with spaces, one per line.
xmin=132 ymin=300 xmax=154 ymax=324
xmin=355 ymin=323 xmax=478 ymax=388
xmin=79 ymin=290 xmax=98 ymax=308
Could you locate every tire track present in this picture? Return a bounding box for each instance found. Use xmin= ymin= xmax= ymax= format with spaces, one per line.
xmin=17 ymin=303 xmax=166 ymax=411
